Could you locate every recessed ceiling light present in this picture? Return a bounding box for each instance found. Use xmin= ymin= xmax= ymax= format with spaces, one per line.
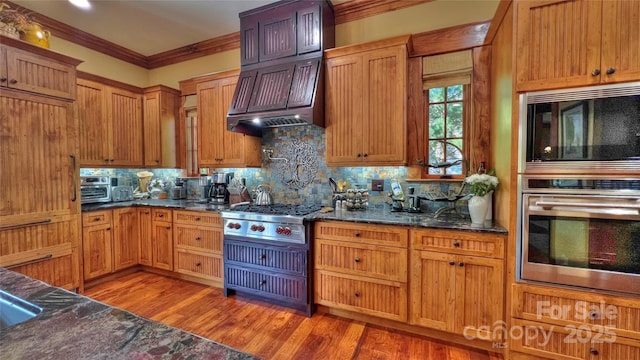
xmin=68 ymin=0 xmax=91 ymax=10
xmin=252 ymin=118 xmax=261 ymax=124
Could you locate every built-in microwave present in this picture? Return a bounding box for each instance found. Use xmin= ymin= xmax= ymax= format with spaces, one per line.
xmin=519 ymin=82 xmax=640 ymax=174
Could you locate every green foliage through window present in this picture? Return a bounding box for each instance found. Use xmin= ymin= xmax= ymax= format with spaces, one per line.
xmin=426 ymin=85 xmax=465 ymax=176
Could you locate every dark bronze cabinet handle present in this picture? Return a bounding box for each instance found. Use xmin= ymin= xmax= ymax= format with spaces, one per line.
xmin=0 ymin=77 xmax=7 ymax=82
xmin=449 ymin=261 xmax=455 ymax=266
xmin=589 ymin=348 xmax=599 ymax=356
xmin=453 ymin=241 xmax=461 ymax=247
xmin=9 ymin=79 xmax=17 ymax=84
xmin=259 ymin=254 xmax=266 ymax=260
xmin=158 ymin=214 xmax=164 ymax=217
xmin=459 ymin=262 xmax=465 ymax=267
xmin=354 ymin=257 xmax=360 ymax=263
xmin=591 ymin=69 xmax=601 ymax=76
xmin=144 ymin=211 xmax=150 ymax=214
xmin=354 ymin=291 xmax=360 ymax=297
xmin=195 ymin=262 xmax=201 ymax=267
xmin=356 ymin=153 xmax=362 ymax=157
xmin=94 ymin=217 xmax=101 ymax=221
xmin=363 ymin=153 xmax=368 ymax=158
xmin=260 ymin=279 xmax=267 ymax=285
xmin=106 ymin=227 xmax=111 ymax=231
xmin=354 ymin=232 xmax=361 ymax=237
xmin=589 ymin=311 xmax=599 ymax=319
xmin=606 ymin=67 xmax=616 ymax=75
xmin=195 ymin=217 xmax=200 ymax=221
xmin=195 ymin=236 xmax=201 ymax=240
xmin=70 ymin=154 xmax=77 ymax=202
xmin=166 ymin=226 xmax=171 ymax=230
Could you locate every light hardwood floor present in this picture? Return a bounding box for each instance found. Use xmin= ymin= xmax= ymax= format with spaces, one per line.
xmin=85 ymin=271 xmax=501 ymax=360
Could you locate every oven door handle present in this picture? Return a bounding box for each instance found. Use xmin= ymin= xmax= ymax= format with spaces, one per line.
xmin=536 ymin=200 xmax=640 ymax=210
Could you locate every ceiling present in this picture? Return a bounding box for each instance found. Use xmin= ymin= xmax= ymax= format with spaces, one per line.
xmin=11 ymin=0 xmax=284 ymax=56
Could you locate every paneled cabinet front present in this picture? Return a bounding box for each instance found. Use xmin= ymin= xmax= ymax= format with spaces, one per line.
xmin=515 ymin=0 xmax=640 ymax=91
xmin=142 ymin=85 xmax=179 ymax=168
xmin=325 ymin=37 xmax=408 ymax=166
xmin=76 ymin=78 xmax=143 ymax=167
xmin=151 ymin=209 xmax=173 ymax=271
xmin=82 ymin=209 xmax=139 ymax=280
xmin=173 ymin=210 xmax=223 ymax=284
xmin=314 ymin=221 xmax=409 ymax=322
xmin=196 ymin=73 xmax=261 ymax=168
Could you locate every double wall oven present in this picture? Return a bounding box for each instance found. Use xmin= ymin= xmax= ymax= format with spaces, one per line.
xmin=518 ymin=82 xmax=640 ymax=296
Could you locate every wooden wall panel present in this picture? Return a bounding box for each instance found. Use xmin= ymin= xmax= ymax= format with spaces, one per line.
xmin=471 ymin=45 xmax=492 ymax=174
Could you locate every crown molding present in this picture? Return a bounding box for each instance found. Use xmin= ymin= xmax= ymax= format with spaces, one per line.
xmin=8 ymin=0 xmax=478 ymax=70
xmin=410 ymin=21 xmax=490 ymax=57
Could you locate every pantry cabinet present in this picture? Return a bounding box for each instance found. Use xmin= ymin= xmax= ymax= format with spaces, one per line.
xmin=324 ymin=35 xmax=408 ymax=166
xmin=515 ymin=0 xmax=640 ymax=91
xmin=143 ymin=85 xmax=180 ymax=168
xmin=76 ymin=77 xmax=143 ymax=167
xmin=0 ymin=36 xmax=81 ymax=291
xmin=410 ymin=229 xmax=505 ymax=341
xmin=195 ymin=70 xmax=261 ymax=168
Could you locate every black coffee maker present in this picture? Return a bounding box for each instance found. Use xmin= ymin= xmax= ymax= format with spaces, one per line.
xmin=210 ymin=172 xmax=230 ymax=204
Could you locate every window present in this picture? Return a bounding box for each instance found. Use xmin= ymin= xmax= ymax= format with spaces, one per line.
xmin=424 ymin=84 xmax=469 ymax=178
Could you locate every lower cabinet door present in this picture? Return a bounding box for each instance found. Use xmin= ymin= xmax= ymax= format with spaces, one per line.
xmin=11 ymin=255 xmax=78 ymax=290
xmin=82 ymin=223 xmax=113 ymax=280
xmin=112 ymin=208 xmax=139 ymax=271
xmin=225 ymin=265 xmax=306 ymax=304
xmin=138 ymin=208 xmax=153 ymax=266
xmin=315 ymin=269 xmax=407 ymax=322
xmin=152 ymin=221 xmax=173 ymax=271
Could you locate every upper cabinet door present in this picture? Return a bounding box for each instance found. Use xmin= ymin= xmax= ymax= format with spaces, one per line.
xmin=197 ymin=79 xmax=223 ymax=166
xmin=142 ymin=91 xmax=162 ymax=167
xmin=600 ymin=0 xmax=640 ymax=84
xmin=240 ymin=17 xmax=259 ymax=66
xmin=108 ymin=86 xmax=143 ymax=166
xmin=297 ymin=5 xmax=322 ymax=54
xmin=219 ymin=77 xmax=248 ymax=167
xmin=77 ymin=79 xmax=110 ymax=166
xmin=260 ymin=12 xmax=297 ymax=62
xmin=516 ymin=0 xmax=602 ymax=91
xmin=5 ymin=46 xmax=76 ymax=100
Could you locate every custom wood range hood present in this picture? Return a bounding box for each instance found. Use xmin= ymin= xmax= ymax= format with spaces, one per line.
xmin=227 ymin=0 xmax=335 ymax=137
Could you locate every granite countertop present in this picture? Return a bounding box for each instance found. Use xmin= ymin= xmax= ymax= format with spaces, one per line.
xmin=0 ymin=268 xmax=257 ymax=360
xmin=82 ymin=200 xmax=507 ymax=234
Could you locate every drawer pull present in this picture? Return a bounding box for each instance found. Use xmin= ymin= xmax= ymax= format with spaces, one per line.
xmin=94 ymin=217 xmax=101 ymax=221
xmin=166 ymin=226 xmax=171 ymax=230
xmin=195 ymin=217 xmax=201 ymax=221
xmin=354 ymin=232 xmax=361 ymax=237
xmin=260 ymin=279 xmax=267 ymax=285
xmin=195 ymin=262 xmax=201 ymax=267
xmin=589 ymin=348 xmax=599 ymax=356
xmin=459 ymin=262 xmax=464 ymax=267
xmin=6 ymin=254 xmax=53 ymax=269
xmin=106 ymin=227 xmax=111 ymax=231
xmin=354 ymin=291 xmax=360 ymax=297
xmin=453 ymin=241 xmax=461 ymax=247
xmin=0 ymin=218 xmax=51 ymax=231
xmin=354 ymin=257 xmax=360 ymax=263
xmin=259 ymin=254 xmax=266 ymax=260
xmin=449 ymin=261 xmax=455 ymax=266
xmin=195 ymin=237 xmax=201 ymax=241
xmin=9 ymin=79 xmax=17 ymax=84
xmin=589 ymin=311 xmax=599 ymax=320
xmin=606 ymin=67 xmax=616 ymax=75
xmin=144 ymin=211 xmax=150 ymax=214
xmin=158 ymin=214 xmax=164 ymax=217
xmin=591 ymin=69 xmax=601 ymax=76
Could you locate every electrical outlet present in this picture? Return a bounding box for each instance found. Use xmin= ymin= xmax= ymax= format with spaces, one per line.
xmin=372 ymin=179 xmax=384 ymax=192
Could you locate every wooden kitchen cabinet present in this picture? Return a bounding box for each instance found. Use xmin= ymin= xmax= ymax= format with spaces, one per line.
xmin=409 ymin=229 xmax=505 ymax=340
xmin=173 ymin=210 xmax=223 ymax=285
xmin=0 ymin=38 xmax=81 ymax=291
xmin=314 ymin=221 xmax=409 ymax=322
xmin=143 ymin=85 xmax=180 ymax=168
xmin=82 ymin=209 xmax=139 ymax=280
xmin=325 ymin=35 xmax=408 ymax=166
xmin=196 ymin=71 xmax=261 ymax=168
xmin=0 ymin=41 xmax=76 ymax=99
xmin=76 ymin=76 xmax=143 ymax=167
xmin=138 ymin=207 xmax=153 ymax=266
xmin=151 ymin=209 xmax=173 ymax=271
xmin=515 ymin=0 xmax=640 ymax=91
xmin=112 ymin=208 xmax=139 ymax=271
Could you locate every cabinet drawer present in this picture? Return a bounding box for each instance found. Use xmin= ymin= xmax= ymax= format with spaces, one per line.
xmin=10 ymin=254 xmax=78 ymax=290
xmin=513 ymin=283 xmax=640 ymax=340
xmin=174 ymin=225 xmax=223 ymax=253
xmin=175 ymin=249 xmax=223 ymax=280
xmin=411 ymin=229 xmax=504 ymax=258
xmin=315 ymin=239 xmax=407 ymax=282
xmin=224 ymin=241 xmax=306 ymax=276
xmin=82 ymin=211 xmax=112 ymax=226
xmin=225 ymin=265 xmax=307 ymax=304
xmin=315 ymin=270 xmax=407 ymax=322
xmin=152 ymin=208 xmax=171 ymax=221
xmin=510 ymin=318 xmax=585 ymax=360
xmin=315 ymin=221 xmax=408 ymax=248
xmin=173 ymin=210 xmax=222 ymax=227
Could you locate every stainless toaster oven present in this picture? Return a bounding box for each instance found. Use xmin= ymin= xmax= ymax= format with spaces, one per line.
xmin=80 ymin=176 xmax=111 ymax=204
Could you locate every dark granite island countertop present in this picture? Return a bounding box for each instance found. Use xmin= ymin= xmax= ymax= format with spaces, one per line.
xmin=0 ymin=268 xmax=257 ymax=360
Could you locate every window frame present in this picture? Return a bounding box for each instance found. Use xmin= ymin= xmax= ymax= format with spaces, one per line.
xmin=421 ymin=84 xmax=471 ymax=180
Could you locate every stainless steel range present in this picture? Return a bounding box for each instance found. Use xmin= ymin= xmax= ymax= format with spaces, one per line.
xmin=220 ymin=204 xmax=321 ymax=317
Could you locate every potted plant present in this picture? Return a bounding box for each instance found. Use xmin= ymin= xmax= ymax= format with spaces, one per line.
xmin=464 ymin=170 xmax=499 ymax=227
xmin=0 ymin=3 xmax=50 ymax=47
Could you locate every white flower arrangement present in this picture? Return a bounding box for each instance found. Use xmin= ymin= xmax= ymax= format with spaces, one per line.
xmin=464 ymin=172 xmax=499 ymax=197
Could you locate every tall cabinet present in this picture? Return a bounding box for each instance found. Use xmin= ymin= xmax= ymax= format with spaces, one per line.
xmin=0 ymin=36 xmax=82 ymax=291
xmin=324 ymin=35 xmax=409 ymax=166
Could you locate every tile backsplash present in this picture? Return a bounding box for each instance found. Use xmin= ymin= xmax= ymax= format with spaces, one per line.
xmin=82 ymin=125 xmax=472 ymax=216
